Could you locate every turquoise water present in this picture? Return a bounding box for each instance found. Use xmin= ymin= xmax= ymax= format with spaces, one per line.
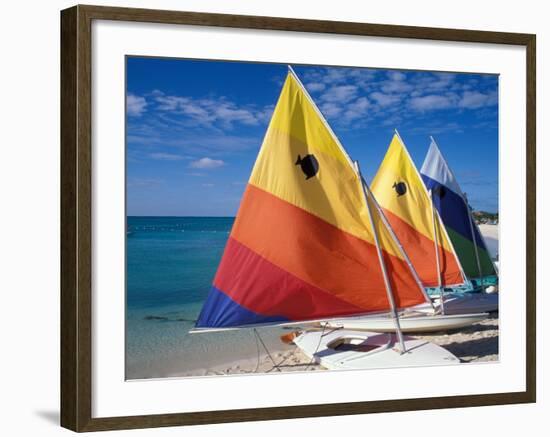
xmin=425 ymin=275 xmax=499 ymax=298
xmin=127 ymin=216 xmax=232 ymax=310
xmin=126 ymin=216 xmax=234 ymax=378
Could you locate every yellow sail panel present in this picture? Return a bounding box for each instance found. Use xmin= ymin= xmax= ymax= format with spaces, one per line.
xmin=266 ymin=73 xmax=350 ymax=166
xmin=249 ymin=74 xmax=399 ymax=258
xmin=372 ymin=134 xmax=441 ymax=242
xmin=371 ymin=133 xmax=464 ymax=286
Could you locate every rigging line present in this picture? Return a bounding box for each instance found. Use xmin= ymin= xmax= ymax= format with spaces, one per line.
xmin=253 ymin=328 xmax=281 ymax=372
xmin=253 ymin=328 xmax=262 ymax=373
xmin=305 ymin=322 xmax=328 ymax=371
xmin=321 ymin=326 xmax=344 ymax=337
xmin=266 ymin=347 xmax=294 ymax=373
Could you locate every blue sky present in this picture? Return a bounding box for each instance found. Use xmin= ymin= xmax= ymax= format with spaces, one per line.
xmin=126 ymin=57 xmax=498 ymax=216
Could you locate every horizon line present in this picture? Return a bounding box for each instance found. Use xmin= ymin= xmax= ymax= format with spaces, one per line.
xmin=127 ymin=215 xmax=236 ymax=218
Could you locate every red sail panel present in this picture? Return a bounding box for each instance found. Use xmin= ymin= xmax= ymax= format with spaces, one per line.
xmin=214 ymin=238 xmax=368 ymax=320
xmin=230 ymin=184 xmax=426 ymax=311
xmin=382 ymin=208 xmax=464 ymax=287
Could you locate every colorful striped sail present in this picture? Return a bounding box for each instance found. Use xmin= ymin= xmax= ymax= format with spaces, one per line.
xmin=420 ymin=138 xmax=497 ymax=279
xmin=195 ymin=73 xmax=428 ymax=329
xmin=371 ymin=133 xmax=466 ymax=288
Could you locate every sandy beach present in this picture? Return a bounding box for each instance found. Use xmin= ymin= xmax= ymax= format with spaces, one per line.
xmin=193 ymin=313 xmax=499 ymax=376
xmin=478 ymin=224 xmax=499 ymax=259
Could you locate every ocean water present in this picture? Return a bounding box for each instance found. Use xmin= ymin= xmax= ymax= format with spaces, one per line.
xmin=126 ymin=216 xmax=295 ymax=379
xmin=126 ymin=216 xmax=229 ymax=378
xmin=127 ymin=216 xmax=231 ymax=311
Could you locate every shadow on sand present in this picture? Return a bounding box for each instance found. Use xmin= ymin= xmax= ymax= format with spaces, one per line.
xmin=443 ymin=336 xmax=499 ymax=362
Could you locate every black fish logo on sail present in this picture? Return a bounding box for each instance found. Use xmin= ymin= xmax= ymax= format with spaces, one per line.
xmin=392 ymin=181 xmax=407 ymax=197
xmin=432 ymin=185 xmax=447 ymax=199
xmin=295 ymin=154 xmax=319 ymax=180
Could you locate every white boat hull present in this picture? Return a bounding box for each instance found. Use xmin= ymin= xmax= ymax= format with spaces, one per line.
xmin=414 ymin=292 xmax=498 ymax=315
xmin=429 ymin=292 xmax=498 ymax=315
xmin=325 ymin=312 xmax=488 ymax=333
xmin=294 ymin=329 xmax=460 ymax=370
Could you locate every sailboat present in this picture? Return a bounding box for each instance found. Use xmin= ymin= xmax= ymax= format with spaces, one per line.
xmin=324 ymin=132 xmax=488 ymax=332
xmin=419 ymin=137 xmax=498 ymax=314
xmin=192 ymin=67 xmax=460 ymax=369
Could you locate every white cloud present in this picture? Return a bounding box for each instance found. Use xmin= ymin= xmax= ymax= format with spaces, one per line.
xmin=388 ymin=71 xmax=406 ymax=81
xmin=458 ymin=91 xmax=498 ymax=109
xmin=127 ymin=94 xmax=147 ymax=116
xmin=410 ymin=122 xmax=463 ymax=135
xmin=316 ymin=84 xmax=363 ymax=122
xmin=302 ymin=67 xmax=377 ymax=91
xmin=255 ymin=105 xmax=275 ymax=124
xmin=190 ymin=157 xmax=226 ymax=169
xmin=409 ymin=94 xmax=455 ymax=111
xmin=149 ymin=152 xmax=186 ymax=161
xmin=129 ymin=68 xmax=497 ymax=145
xmin=425 ymin=73 xmax=457 ymax=91
xmin=306 ymin=82 xmax=326 ymax=92
xmin=381 ymin=115 xmax=403 ymax=127
xmin=155 ymin=95 xmax=185 ymax=111
xmin=320 ymin=102 xmax=343 ymax=118
xmin=321 ymin=85 xmax=358 ymax=103
xmin=342 ymin=97 xmax=371 ymax=122
xmin=151 ymin=91 xmax=270 ymax=128
xmin=321 ymin=69 xmax=350 ymax=84
xmin=215 ymin=105 xmax=257 ymax=125
xmin=370 ymin=91 xmax=401 ymax=107
xmin=381 ymin=80 xmax=413 ymax=94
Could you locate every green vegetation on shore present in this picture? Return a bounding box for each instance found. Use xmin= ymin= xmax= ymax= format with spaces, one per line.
xmin=473 ymin=210 xmax=498 ymax=224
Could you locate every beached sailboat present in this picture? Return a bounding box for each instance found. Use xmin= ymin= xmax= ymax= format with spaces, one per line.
xmin=192 ymin=68 xmax=460 ymax=369
xmin=322 ymin=310 xmax=487 ymax=333
xmin=419 ymin=137 xmax=498 ymax=314
xmin=325 ymin=132 xmax=488 ymax=332
xmin=294 ymin=329 xmax=458 ymax=370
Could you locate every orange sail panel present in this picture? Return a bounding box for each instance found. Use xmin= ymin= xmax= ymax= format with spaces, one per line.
xmin=371 ymin=133 xmax=465 ymax=287
xmin=196 ymin=74 xmax=427 ymax=329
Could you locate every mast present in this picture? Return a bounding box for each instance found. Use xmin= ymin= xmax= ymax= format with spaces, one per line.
xmin=395 ymin=130 xmax=468 ymax=286
xmin=355 ymin=161 xmax=407 ymax=354
xmin=428 ymin=136 xmax=495 ymax=283
xmin=290 ymin=66 xmax=408 ymax=350
xmin=361 ymin=176 xmax=434 ymax=311
xmin=463 ymin=192 xmax=484 ymax=288
xmin=429 ymin=189 xmax=445 ymax=314
xmin=290 ymin=65 xmax=418 ymax=351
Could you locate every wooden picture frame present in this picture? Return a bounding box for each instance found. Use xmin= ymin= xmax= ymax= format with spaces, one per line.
xmin=60 ymin=4 xmax=536 ymax=432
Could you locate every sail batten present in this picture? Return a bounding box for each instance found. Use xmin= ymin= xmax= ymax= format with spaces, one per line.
xmin=196 ymin=73 xmax=427 ymax=329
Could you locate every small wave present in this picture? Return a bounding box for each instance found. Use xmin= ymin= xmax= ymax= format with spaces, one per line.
xmin=144 ymin=315 xmax=197 ymax=323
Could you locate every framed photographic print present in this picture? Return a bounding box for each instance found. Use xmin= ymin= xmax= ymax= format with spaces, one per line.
xmin=60 ymin=4 xmax=536 ymax=432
